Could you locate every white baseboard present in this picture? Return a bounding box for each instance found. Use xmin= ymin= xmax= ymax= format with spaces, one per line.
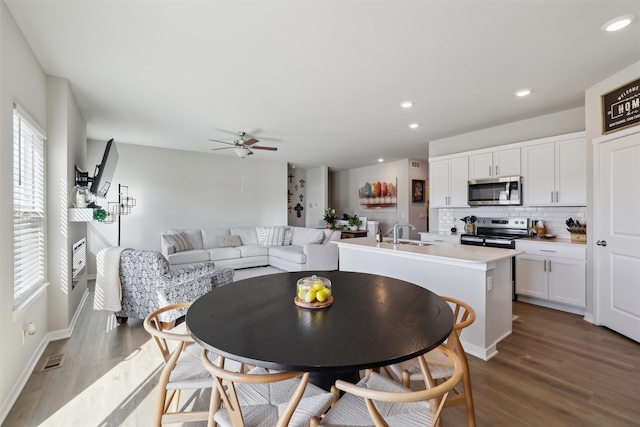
xmin=0 ymin=289 xmax=89 ymax=425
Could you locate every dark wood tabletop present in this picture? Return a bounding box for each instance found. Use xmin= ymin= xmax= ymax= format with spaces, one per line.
xmin=187 ymin=271 xmax=453 ymax=388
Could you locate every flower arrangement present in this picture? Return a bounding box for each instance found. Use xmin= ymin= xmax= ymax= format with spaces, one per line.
xmin=323 ymin=208 xmax=337 ymax=227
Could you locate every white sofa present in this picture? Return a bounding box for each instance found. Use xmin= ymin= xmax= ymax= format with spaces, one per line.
xmin=161 ymin=226 xmax=341 ymax=271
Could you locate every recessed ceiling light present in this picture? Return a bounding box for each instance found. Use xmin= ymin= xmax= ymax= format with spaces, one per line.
xmin=400 ymin=101 xmax=413 ymax=108
xmin=378 ymin=158 xmax=384 ymax=163
xmin=409 ymin=123 xmax=419 ymax=129
xmin=515 ymin=89 xmax=531 ymax=97
xmin=602 ymin=14 xmax=636 ymax=32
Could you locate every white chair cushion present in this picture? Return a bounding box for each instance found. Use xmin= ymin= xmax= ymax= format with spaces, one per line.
xmin=319 ymin=372 xmax=434 ymax=427
xmin=402 ymin=348 xmax=456 ymax=381
xmin=214 ymin=367 xmax=335 ymax=427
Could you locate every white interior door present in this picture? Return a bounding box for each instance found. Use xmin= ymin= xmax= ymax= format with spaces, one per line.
xmin=595 ymin=128 xmax=640 ymax=342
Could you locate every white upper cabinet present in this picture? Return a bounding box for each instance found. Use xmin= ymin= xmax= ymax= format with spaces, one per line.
xmin=522 ymin=136 xmax=586 ymax=206
xmin=469 ymin=148 xmax=521 ymax=180
xmin=430 ymin=156 xmax=469 ymax=208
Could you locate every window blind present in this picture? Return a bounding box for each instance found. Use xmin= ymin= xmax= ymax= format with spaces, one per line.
xmin=13 ymin=103 xmax=46 ymax=307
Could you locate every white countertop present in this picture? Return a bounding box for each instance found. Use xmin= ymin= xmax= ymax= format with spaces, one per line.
xmin=336 ymin=237 xmax=523 ymax=264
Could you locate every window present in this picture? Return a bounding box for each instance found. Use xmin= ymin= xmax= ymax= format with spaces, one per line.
xmin=13 ymin=103 xmax=47 ymax=309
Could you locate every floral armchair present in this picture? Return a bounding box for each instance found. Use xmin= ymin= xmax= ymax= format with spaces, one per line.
xmin=114 ymin=249 xmax=234 ymax=323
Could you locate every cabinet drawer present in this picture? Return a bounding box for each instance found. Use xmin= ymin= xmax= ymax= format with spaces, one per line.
xmin=516 ymin=241 xmax=585 ymax=260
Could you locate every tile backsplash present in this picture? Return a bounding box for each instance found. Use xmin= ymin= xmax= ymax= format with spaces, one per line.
xmin=438 ymin=206 xmax=587 ymax=238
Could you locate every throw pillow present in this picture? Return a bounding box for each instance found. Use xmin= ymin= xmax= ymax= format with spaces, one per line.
xmin=218 ymin=235 xmax=243 ymax=247
xmin=263 ymin=226 xmax=286 ymax=246
xmin=283 ymin=228 xmax=294 ymax=245
xmin=162 ymin=232 xmax=193 ymax=253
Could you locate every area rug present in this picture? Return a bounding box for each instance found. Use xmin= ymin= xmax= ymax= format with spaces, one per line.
xmin=233 ymin=266 xmax=285 ymax=282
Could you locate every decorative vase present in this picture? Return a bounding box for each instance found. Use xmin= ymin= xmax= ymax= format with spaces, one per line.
xmin=327 ymin=223 xmax=333 ymax=229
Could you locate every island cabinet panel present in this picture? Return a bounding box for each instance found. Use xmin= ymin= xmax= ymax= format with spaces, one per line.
xmin=522 ymin=136 xmax=586 ymax=206
xmin=430 ymin=156 xmax=468 ymax=208
xmin=469 ymin=148 xmax=520 ymax=180
xmin=336 ymin=237 xmax=521 ymax=361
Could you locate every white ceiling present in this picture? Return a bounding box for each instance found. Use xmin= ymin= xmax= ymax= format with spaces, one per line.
xmin=6 ymin=1 xmax=640 ymax=170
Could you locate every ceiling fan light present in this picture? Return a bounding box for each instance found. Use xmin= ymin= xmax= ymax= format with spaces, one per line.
xmin=234 ymin=147 xmax=251 ymax=158
xmin=409 ymin=123 xmax=419 ymax=129
xmin=400 ymin=101 xmax=413 ymax=108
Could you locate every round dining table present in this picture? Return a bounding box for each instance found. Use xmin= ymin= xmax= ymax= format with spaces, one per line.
xmin=187 ymin=270 xmax=453 ymax=390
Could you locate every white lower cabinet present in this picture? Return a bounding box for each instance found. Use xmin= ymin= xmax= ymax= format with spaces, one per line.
xmin=515 ymin=241 xmax=586 ymax=309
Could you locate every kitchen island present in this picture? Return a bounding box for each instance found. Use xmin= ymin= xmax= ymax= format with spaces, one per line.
xmin=335 ymin=237 xmax=522 ymax=360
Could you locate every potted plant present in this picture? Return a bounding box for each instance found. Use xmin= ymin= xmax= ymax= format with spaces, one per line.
xmin=323 ymin=208 xmax=337 ymax=228
xmin=347 ymin=214 xmax=363 ymax=231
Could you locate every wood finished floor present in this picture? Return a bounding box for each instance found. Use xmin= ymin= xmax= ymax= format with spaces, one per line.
xmin=3 ymin=285 xmax=640 ymax=426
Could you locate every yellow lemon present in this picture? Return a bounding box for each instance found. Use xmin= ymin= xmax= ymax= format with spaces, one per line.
xmin=305 ymin=289 xmax=316 ymax=303
xmin=316 ymin=290 xmax=327 ymax=302
xmin=312 ymin=283 xmax=325 ymax=291
xmin=298 ymin=289 xmax=305 ymax=300
xmin=322 ymin=288 xmax=331 ymax=297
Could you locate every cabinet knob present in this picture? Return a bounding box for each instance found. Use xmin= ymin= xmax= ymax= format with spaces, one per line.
xmin=596 ymin=240 xmax=607 ymax=247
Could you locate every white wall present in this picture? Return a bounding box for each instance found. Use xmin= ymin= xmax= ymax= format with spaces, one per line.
xmin=86 ymin=142 xmax=287 ymax=275
xmin=46 ymin=76 xmax=88 ymax=332
xmin=585 ymin=61 xmax=640 ymax=322
xmin=408 ymin=159 xmax=429 ymax=239
xmin=0 ymin=1 xmax=49 ymax=419
xmin=330 ymin=159 xmax=411 ymax=238
xmin=429 ymin=107 xmax=585 ymax=158
xmin=304 ymin=166 xmax=328 ymax=228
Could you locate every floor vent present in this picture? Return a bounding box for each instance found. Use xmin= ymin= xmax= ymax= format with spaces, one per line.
xmin=42 ymin=353 xmax=66 ymax=371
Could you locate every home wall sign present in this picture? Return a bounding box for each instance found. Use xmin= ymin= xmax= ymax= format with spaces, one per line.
xmin=602 ymin=77 xmax=640 ymax=134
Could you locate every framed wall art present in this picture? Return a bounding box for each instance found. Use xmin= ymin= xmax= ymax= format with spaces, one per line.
xmin=412 ymin=179 xmax=425 ymax=203
xmin=359 ymin=178 xmax=397 ymax=212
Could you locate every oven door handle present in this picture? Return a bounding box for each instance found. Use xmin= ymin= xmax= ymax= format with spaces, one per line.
xmin=484 ymin=238 xmax=515 ymax=247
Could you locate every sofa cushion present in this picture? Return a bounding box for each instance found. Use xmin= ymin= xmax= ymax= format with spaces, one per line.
xmin=162 ymin=232 xmax=193 ymax=253
xmin=238 ymin=245 xmax=269 ymax=258
xmin=202 ymin=228 xmax=230 ymax=249
xmin=268 ymin=246 xmax=307 ymax=264
xmin=230 ymin=227 xmax=259 ymax=245
xmin=168 ymin=229 xmax=204 ymax=250
xmin=218 ymin=235 xmax=243 ymax=247
xmin=258 ymin=226 xmax=287 ymax=246
xmin=290 ymin=227 xmax=324 ymax=246
xmin=208 ymin=247 xmax=242 ymax=261
xmin=166 ymin=249 xmax=210 ymax=265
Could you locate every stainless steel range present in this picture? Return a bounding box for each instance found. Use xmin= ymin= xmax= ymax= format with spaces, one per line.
xmin=459 ymin=217 xmax=529 ymax=249
xmin=460 ymin=217 xmax=529 ymax=301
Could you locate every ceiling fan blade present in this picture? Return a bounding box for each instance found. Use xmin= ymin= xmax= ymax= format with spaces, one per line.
xmin=251 ymin=145 xmax=277 ymax=151
xmin=210 ymin=147 xmax=233 ymax=151
xmin=209 ymin=139 xmax=234 ymax=145
xmin=244 ymin=138 xmax=260 ymax=146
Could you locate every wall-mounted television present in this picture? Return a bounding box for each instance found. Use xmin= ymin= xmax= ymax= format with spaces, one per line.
xmin=90 ymin=138 xmax=119 ymax=198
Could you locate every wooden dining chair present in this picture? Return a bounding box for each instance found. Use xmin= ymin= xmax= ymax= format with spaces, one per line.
xmin=200 ymin=349 xmax=337 ymax=427
xmin=311 ymin=345 xmax=462 ymax=427
xmin=388 ymin=296 xmax=477 ymax=427
xmin=144 ymin=303 xmax=243 ymax=426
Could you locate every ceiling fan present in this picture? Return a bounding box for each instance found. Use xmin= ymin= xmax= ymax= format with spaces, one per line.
xmin=209 ymin=131 xmax=278 ymax=158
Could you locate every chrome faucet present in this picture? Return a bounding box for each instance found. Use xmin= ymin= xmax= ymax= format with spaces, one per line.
xmin=392 ymin=221 xmax=416 ymax=244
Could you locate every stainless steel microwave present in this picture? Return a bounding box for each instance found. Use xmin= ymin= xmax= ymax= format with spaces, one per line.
xmin=468 ymin=176 xmax=522 ymax=206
